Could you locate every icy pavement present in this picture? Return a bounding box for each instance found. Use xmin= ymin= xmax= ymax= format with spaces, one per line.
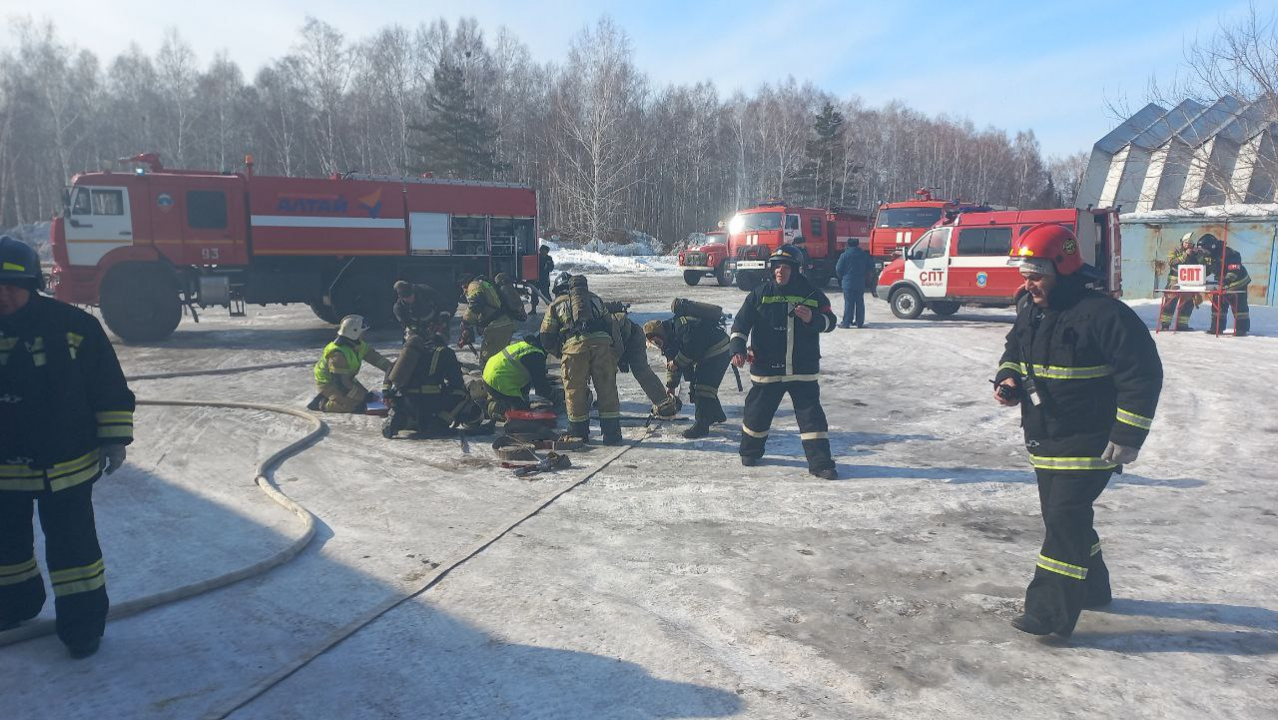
xmin=1 ymin=276 xmax=1276 ymax=720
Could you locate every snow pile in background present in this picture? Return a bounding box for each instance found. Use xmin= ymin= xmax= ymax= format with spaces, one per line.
xmin=1 ymin=222 xmax=51 ymax=261
xmin=541 ymin=234 xmax=679 ymax=275
xmin=1122 ymin=203 xmax=1278 ymax=222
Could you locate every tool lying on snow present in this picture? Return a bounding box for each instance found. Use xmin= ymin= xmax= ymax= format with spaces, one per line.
xmin=501 ymin=452 xmax=573 ymax=477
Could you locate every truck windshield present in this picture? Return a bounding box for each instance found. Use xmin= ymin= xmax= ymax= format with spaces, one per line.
xmin=703 ymin=234 xmax=725 ymax=244
xmin=877 ymin=207 xmax=943 ymax=229
xmin=729 ymin=212 xmax=783 ymax=233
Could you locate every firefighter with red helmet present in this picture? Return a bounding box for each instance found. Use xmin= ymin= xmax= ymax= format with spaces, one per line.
xmin=0 ymin=236 xmax=135 ymax=658
xmin=730 ymin=245 xmax=839 ymax=479
xmin=994 ymin=223 xmax=1163 ymax=638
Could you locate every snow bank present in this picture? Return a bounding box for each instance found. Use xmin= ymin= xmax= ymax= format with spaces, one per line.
xmin=541 ymin=233 xmax=680 ymax=275
xmin=1 ymin=221 xmax=51 ymax=261
xmin=1121 ymin=203 xmax=1278 ymax=222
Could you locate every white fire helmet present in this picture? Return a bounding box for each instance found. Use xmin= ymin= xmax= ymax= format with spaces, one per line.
xmin=338 ymin=315 xmax=370 ymax=341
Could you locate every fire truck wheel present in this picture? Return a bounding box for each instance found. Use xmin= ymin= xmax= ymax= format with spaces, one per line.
xmin=333 ymin=272 xmax=397 ymax=328
xmin=100 ymin=262 xmax=183 ymax=342
xmin=309 ymin=301 xmax=339 ymax=324
xmin=683 ymin=270 xmax=703 ymax=286
xmin=889 ymin=287 xmax=923 ymax=320
xmin=930 ymin=301 xmax=960 ymax=317
xmin=714 ymin=264 xmax=730 ymax=287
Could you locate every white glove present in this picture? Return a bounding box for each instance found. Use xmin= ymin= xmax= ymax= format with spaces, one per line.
xmin=100 ymin=445 xmax=127 ymax=475
xmin=1100 ymin=442 xmax=1139 ymax=465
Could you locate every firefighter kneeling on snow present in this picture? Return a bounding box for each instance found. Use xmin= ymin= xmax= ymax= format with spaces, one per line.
xmin=382 ymin=314 xmax=484 ymax=438
xmin=730 ymin=245 xmax=839 ymax=479
xmin=309 ymin=315 xmax=392 ymax=413
xmin=994 ymin=223 xmax=1163 ymax=638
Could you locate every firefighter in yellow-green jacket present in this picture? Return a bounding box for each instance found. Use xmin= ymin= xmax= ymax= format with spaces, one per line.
xmin=309 ymin=315 xmax=393 ymax=412
xmin=540 ymin=274 xmax=622 ymax=444
xmin=481 ymin=334 xmax=561 ymax=421
xmin=0 ymin=236 xmax=134 ymax=659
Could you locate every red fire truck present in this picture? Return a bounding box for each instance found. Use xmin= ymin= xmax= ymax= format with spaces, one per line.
xmin=869 ymin=189 xmax=995 ymax=274
xmin=49 ymin=154 xmax=538 ymax=341
xmin=676 ymin=230 xmax=729 ymax=285
xmin=721 ymin=201 xmax=870 ymax=291
xmin=874 ymin=207 xmax=1122 ymax=319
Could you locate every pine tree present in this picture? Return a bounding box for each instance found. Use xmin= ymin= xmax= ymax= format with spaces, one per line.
xmin=784 ymin=102 xmax=846 ymax=207
xmin=407 ymin=61 xmax=506 ymax=179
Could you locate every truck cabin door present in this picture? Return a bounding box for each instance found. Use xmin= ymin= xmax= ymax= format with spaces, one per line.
xmin=905 ymin=227 xmax=951 ymax=299
xmin=176 ymin=185 xmax=245 ymax=265
xmin=64 ymin=185 xmax=134 ymax=266
xmin=952 ymin=226 xmax=1013 ymax=297
xmin=784 ymin=213 xmax=801 ymax=244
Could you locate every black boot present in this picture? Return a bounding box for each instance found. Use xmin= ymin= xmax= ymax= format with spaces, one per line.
xmin=1011 ymin=613 xmax=1061 ymax=636
xmin=66 ymin=637 xmax=101 ymax=659
xmin=306 ymin=394 xmax=325 ymax=411
xmin=566 ymin=420 xmax=590 ymax=443
xmin=682 ymin=421 xmax=711 ymax=439
xmin=809 ymin=467 xmax=838 ymax=480
xmin=601 ymin=418 xmax=624 ymax=446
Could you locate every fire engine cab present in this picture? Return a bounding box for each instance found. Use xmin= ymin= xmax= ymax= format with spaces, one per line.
xmin=49 ymin=153 xmax=538 ymax=341
xmin=874 ymin=207 xmax=1122 ymax=319
xmin=722 ymin=201 xmax=870 ymax=291
xmin=677 ymin=230 xmax=729 ymax=285
xmin=869 ymin=189 xmax=994 ymax=275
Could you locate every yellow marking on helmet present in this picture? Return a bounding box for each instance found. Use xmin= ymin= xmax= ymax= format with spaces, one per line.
xmin=2 ymin=262 xmax=25 ymax=271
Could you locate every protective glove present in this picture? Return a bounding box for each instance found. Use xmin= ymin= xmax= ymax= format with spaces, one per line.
xmin=100 ymin=445 xmax=127 ymax=475
xmin=617 ymin=360 xmax=630 ymax=374
xmin=1100 ymin=442 xmax=1140 ymax=465
xmin=653 ymin=395 xmax=682 ymax=418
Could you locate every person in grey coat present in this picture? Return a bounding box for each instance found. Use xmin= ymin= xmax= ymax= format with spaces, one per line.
xmin=835 ymin=239 xmax=871 ymax=328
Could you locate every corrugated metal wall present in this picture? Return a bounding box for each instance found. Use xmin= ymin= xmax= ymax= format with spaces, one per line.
xmin=1117 ymin=215 xmax=1277 ymax=306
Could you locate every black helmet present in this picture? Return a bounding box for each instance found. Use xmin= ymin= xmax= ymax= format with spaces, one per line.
xmin=768 ymin=244 xmax=802 ymax=268
xmin=1196 ymin=234 xmax=1221 ymax=252
xmin=551 ymin=272 xmax=572 ymax=297
xmin=0 ymin=236 xmax=43 ymax=291
xmin=522 ymin=332 xmax=543 ymax=349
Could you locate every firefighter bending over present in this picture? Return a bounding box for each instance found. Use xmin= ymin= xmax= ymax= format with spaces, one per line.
xmin=460 ymin=269 xmax=517 ymax=364
xmin=730 ymin=245 xmax=839 ymax=479
xmin=382 ymin=313 xmax=482 ymax=438
xmin=644 ymin=315 xmax=730 ymax=438
xmin=0 ymin=236 xmax=134 ymax=659
xmin=609 ymin=302 xmax=677 ymax=417
xmin=994 ymin=223 xmax=1163 ymax=638
xmin=541 ymin=274 xmax=623 ymax=445
xmin=482 ymin=334 xmax=561 ymax=421
xmin=309 ymin=315 xmax=392 ymax=413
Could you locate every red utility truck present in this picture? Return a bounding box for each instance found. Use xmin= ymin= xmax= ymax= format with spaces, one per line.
xmin=874 ymin=207 xmax=1122 ymax=319
xmin=49 ymin=154 xmax=538 ymax=341
xmin=721 ymin=200 xmax=870 ymax=291
xmin=676 ymin=230 xmax=730 ymax=285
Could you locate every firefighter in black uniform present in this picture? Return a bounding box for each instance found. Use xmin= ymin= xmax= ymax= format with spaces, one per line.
xmin=729 ymin=245 xmax=839 ymax=479
xmin=382 ymin=313 xmax=480 ymax=438
xmin=994 ymin=223 xmax=1163 ymax=638
xmin=0 ymin=236 xmax=134 ymax=659
xmin=643 ymin=316 xmax=730 ymax=438
xmin=1197 ymin=234 xmax=1251 ymax=336
xmin=393 ymin=280 xmax=445 ymax=336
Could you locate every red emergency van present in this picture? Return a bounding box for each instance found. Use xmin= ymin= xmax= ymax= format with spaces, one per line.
xmin=874 ymin=208 xmax=1122 ymax=319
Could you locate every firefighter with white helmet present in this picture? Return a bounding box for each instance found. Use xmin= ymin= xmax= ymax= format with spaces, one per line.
xmin=308 ymin=314 xmax=393 ymax=413
xmin=994 ymin=223 xmax=1163 ymax=638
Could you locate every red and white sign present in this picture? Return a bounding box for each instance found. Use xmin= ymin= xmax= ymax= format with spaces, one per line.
xmin=1177 ymin=264 xmax=1206 ymax=289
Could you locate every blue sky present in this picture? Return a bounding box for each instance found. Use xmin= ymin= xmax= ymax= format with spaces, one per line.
xmin=6 ymin=0 xmax=1262 ymax=156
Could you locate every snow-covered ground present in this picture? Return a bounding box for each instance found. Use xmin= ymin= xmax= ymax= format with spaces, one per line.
xmin=543 ymin=238 xmax=681 ymax=276
xmin=2 ymin=273 xmax=1276 ymax=720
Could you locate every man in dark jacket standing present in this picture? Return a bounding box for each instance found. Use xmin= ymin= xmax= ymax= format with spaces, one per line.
xmin=835 ymin=239 xmax=871 ymax=328
xmin=730 ymin=245 xmax=839 ymax=478
xmin=994 ymin=223 xmax=1163 ymax=638
xmin=0 ymin=236 xmax=134 ymax=659
xmin=537 ymin=245 xmax=555 ymax=297
xmin=1197 ymin=234 xmax=1250 ymax=336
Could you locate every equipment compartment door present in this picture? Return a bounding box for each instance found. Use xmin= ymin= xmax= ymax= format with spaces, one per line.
xmin=177 ymin=183 xmax=247 ymax=265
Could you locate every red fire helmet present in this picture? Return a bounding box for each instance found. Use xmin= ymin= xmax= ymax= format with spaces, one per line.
xmin=1008 ymin=223 xmax=1083 ymax=276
